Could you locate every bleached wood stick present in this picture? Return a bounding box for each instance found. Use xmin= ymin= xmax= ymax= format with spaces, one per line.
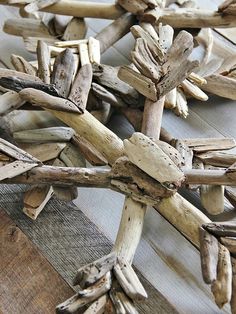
xmin=142 ymin=8 xmax=236 ymax=28
xmin=83 ymin=295 xmax=107 ymax=314
xmin=202 ymin=74 xmax=236 ymax=100
xmin=11 ymin=54 xmax=36 ymax=76
xmin=155 ymin=194 xmax=211 ymax=248
xmin=4 ymin=18 xmax=52 ymax=38
xmin=0 ymin=1 xmax=125 ymax=19
xmin=181 ymin=79 xmax=208 ymax=101
xmin=199 ymin=228 xmax=219 ymax=284
xmin=200 ymin=184 xmax=225 ymax=215
xmin=184 ymin=169 xmax=236 ymax=185
xmin=211 ymin=243 xmax=232 ymax=308
xmin=56 ymin=272 xmax=112 ymax=313
xmin=24 ymin=0 xmax=60 ymax=14
xmin=0 ymin=91 xmax=24 ymax=116
xmin=141 ymin=97 xmax=165 ymax=139
xmin=231 ymin=257 xmax=236 ymax=313
xmin=95 ymin=13 xmax=136 ymax=53
xmin=62 ymin=18 xmax=87 ymax=41
xmin=221 ymin=238 xmax=236 ymax=256
xmin=37 ymin=40 xmax=51 ymax=84
xmin=19 ymin=88 xmax=82 ymax=113
xmin=203 ymin=222 xmax=236 ymax=238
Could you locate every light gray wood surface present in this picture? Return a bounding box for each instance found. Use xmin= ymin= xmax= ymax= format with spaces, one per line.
xmin=0 ymin=1 xmax=235 ymax=313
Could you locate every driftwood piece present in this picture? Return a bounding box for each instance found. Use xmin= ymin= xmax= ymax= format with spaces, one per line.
xmin=141 ymin=98 xmax=165 ymax=139
xmin=141 ymin=8 xmax=236 ymax=28
xmin=117 ymin=0 xmax=148 ymax=14
xmin=202 ymin=74 xmax=236 ymax=100
xmin=211 ymin=243 xmax=232 ymax=308
xmin=200 ymin=184 xmax=225 ymax=215
xmin=71 ymin=134 xmax=107 ymax=166
xmin=225 ymin=186 xmax=236 ymax=208
xmin=11 ymin=54 xmax=37 ymax=76
xmin=0 ymin=160 xmax=38 ymax=181
xmin=0 ymin=76 xmax=60 ymax=97
xmin=0 ymin=68 xmax=41 ymax=82
xmin=181 ymin=79 xmax=208 ymax=101
xmin=54 ymin=39 xmax=87 ymax=48
xmin=0 ymin=91 xmax=24 ymax=116
xmin=59 ymin=143 xmax=86 ymax=168
xmin=174 ymin=88 xmax=188 ymax=118
xmin=19 ymin=88 xmax=82 ymax=113
xmin=62 ymin=17 xmax=87 ymax=41
xmin=183 ymin=138 xmax=236 ymax=152
xmin=109 ymin=281 xmax=138 ymax=314
xmin=124 ymin=132 xmax=184 ymax=186
xmin=231 ymin=257 xmax=236 ymax=313
xmin=90 ymin=101 xmax=112 ymax=125
xmin=196 ymin=151 xmax=236 ymax=167
xmin=83 ymin=295 xmax=107 ymax=314
xmin=95 ymin=13 xmax=136 ymax=53
xmin=20 ymin=142 xmax=66 ymax=162
xmin=4 ymin=18 xmax=52 ymax=38
xmin=23 ymin=185 xmax=53 ymax=220
xmin=113 ymin=258 xmax=147 ymax=301
xmin=24 ymin=0 xmax=60 ymax=14
xmin=13 ymin=127 xmax=75 ymax=143
xmin=156 ymin=193 xmax=211 ymax=247
xmin=93 ymin=64 xmax=140 ymax=105
xmin=51 ymin=158 xmax=78 ymax=202
xmin=37 ymin=40 xmax=51 ymax=84
xmin=56 ymin=272 xmax=112 ymax=313
xmin=51 ymin=48 xmax=75 ymax=98
xmin=79 ymin=43 xmax=90 ymax=66
xmin=73 ymin=252 xmax=117 ymax=288
xmin=111 ymin=157 xmax=175 ymax=204
xmin=199 ymin=227 xmax=219 ymax=284
xmin=165 ymin=88 xmax=176 ymax=109
xmin=0 ymin=138 xmax=39 ymax=163
xmin=88 ymin=37 xmax=100 ymax=64
xmin=68 ymin=64 xmax=93 ymax=112
xmin=203 ymin=222 xmax=236 ymax=238
xmin=120 ymin=108 xmax=143 ymax=131
xmin=175 ymin=140 xmax=193 ymax=170
xmin=221 ymin=237 xmax=236 ymax=256
xmin=91 ymin=83 xmax=126 ymax=108
xmin=0 ymin=1 xmax=125 ymax=19
xmin=118 ymin=65 xmax=157 ymax=101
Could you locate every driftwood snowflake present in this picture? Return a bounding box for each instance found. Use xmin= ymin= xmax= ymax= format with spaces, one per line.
xmin=0 ymin=0 xmax=236 ymax=313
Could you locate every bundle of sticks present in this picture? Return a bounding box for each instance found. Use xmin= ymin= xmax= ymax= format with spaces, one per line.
xmin=0 ymin=0 xmax=236 ymax=313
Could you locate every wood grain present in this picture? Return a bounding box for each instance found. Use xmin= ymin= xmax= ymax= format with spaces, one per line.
xmin=0 ymin=208 xmax=74 ymax=314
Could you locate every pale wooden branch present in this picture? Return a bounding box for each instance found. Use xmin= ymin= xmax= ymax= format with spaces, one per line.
xmin=0 ymin=1 xmax=125 ymax=19
xmin=62 ymin=17 xmax=87 ymax=41
xmin=142 ymin=8 xmax=236 ymax=28
xmin=0 ymin=91 xmax=24 ymax=116
xmin=95 ymin=13 xmax=136 ymax=54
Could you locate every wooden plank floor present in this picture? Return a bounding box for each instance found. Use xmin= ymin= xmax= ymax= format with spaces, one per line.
xmin=0 ymin=208 xmax=74 ymax=314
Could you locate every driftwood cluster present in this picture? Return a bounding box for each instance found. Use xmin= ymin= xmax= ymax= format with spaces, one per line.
xmin=0 ymin=0 xmax=236 ymax=313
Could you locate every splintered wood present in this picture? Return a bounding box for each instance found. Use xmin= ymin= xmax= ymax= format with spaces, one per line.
xmin=0 ymin=1 xmax=236 ymax=313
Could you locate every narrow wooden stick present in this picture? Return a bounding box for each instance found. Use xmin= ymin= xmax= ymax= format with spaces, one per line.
xmin=142 ymin=8 xmax=236 ymax=28
xmin=0 ymin=1 xmax=125 ymax=19
xmin=96 ymin=13 xmax=135 ymax=54
xmin=184 ymin=168 xmax=236 ymax=185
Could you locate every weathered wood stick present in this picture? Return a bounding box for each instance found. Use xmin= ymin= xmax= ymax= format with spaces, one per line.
xmin=183 ymin=137 xmax=236 ymax=152
xmin=83 ymin=295 xmax=107 ymax=314
xmin=225 ymin=186 xmax=236 ymax=208
xmin=203 ymin=222 xmax=236 ymax=238
xmin=0 ymin=160 xmax=38 ymax=181
xmin=19 ymin=88 xmax=82 ymax=113
xmin=68 ymin=64 xmax=93 ymax=112
xmin=95 ymin=13 xmax=136 ymax=54
xmin=0 ymin=91 xmax=24 ymax=116
xmin=4 ymin=18 xmax=52 ymax=38
xmin=221 ymin=238 xmax=236 ymax=256
xmin=71 ymin=134 xmax=108 ymax=166
xmin=24 ymin=0 xmax=60 ymax=14
xmin=0 ymin=68 xmax=41 ymax=82
xmin=196 ymin=151 xmax=236 ymax=167
xmin=56 ymin=272 xmax=112 ymax=313
xmin=199 ymin=227 xmax=219 ymax=284
xmin=231 ymin=257 xmax=236 ymax=313
xmin=175 ymin=140 xmax=193 ymax=170
xmin=155 ymin=194 xmax=211 ymax=248
xmin=51 ymin=48 xmax=76 ymax=98
xmin=0 ymin=1 xmax=125 ymax=19
xmin=37 ymin=40 xmax=51 ymax=84
xmin=200 ymin=184 xmax=225 ymax=215
xmin=73 ymin=252 xmax=117 ymax=288
xmin=91 ymin=83 xmax=126 ymax=108
xmin=211 ymin=243 xmax=232 ymax=308
xmin=202 ymin=74 xmax=236 ymax=100
xmin=62 ymin=17 xmax=87 ymax=41
xmin=141 ymin=98 xmax=165 ymax=139
xmin=0 ymin=76 xmax=60 ymax=97
xmin=3 ymin=165 xmax=111 ymax=187
xmin=184 ymin=169 xmax=236 ymax=185
xmin=109 ymin=282 xmax=137 ymax=314
xmin=141 ymin=8 xmax=236 ymax=28
xmin=11 ymin=54 xmax=37 ymax=76
xmin=113 ymin=258 xmax=147 ymax=301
